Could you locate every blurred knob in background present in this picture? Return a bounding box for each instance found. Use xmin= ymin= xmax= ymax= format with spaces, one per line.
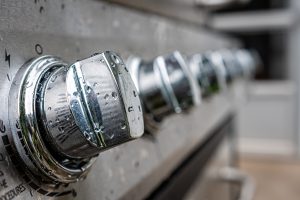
xmin=188 ymin=48 xmax=259 ymax=99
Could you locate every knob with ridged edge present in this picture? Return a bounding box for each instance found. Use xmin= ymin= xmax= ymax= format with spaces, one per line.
xmin=8 ymin=51 xmax=144 ymax=185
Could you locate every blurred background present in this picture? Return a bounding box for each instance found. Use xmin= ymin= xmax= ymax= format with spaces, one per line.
xmin=204 ymin=0 xmax=300 ymax=199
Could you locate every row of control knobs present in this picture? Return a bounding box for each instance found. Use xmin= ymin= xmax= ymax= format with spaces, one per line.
xmin=127 ymin=49 xmax=258 ymax=132
xmin=7 ymin=49 xmax=259 ymax=191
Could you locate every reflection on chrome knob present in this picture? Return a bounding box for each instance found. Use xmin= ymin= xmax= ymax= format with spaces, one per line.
xmin=127 ymin=51 xmax=200 ymax=132
xmin=8 ymin=51 xmax=144 ymax=185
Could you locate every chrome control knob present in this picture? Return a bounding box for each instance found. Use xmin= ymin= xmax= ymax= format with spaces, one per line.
xmin=189 ymin=52 xmax=226 ymax=97
xmin=219 ymin=49 xmax=244 ymax=82
xmin=42 ymin=52 xmax=143 ymax=158
xmin=207 ymin=51 xmax=229 ymax=91
xmin=8 ymin=51 xmax=144 ymax=185
xmin=127 ymin=51 xmax=200 ymax=131
xmin=234 ymin=49 xmax=258 ymax=77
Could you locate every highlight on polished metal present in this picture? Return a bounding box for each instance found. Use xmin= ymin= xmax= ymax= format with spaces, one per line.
xmin=127 ymin=51 xmax=201 ymax=132
xmin=8 ymin=51 xmax=144 ymax=189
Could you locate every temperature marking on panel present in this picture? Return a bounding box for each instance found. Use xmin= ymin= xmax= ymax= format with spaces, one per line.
xmin=0 ymin=121 xmax=75 ymax=196
xmin=4 ymin=49 xmax=11 ymax=82
xmin=128 ymin=106 xmax=134 ymax=112
xmin=34 ymin=44 xmax=43 ymax=55
xmin=0 ymin=183 xmax=26 ymax=200
xmin=0 ymin=179 xmax=8 ymax=191
xmin=0 ymin=119 xmax=6 ymax=134
xmin=4 ymin=49 xmax=10 ymax=68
